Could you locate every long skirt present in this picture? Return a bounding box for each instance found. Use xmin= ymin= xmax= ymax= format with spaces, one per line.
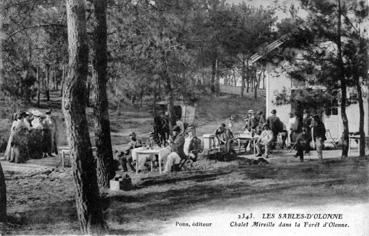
xmin=11 ymin=128 xmax=30 ymax=163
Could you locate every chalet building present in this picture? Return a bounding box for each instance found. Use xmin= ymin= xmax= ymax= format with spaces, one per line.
xmin=265 ymin=62 xmax=369 ymax=143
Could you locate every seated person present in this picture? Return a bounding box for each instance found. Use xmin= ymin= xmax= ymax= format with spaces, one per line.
xmin=255 ymin=124 xmax=274 ymax=158
xmin=294 ymin=127 xmax=310 ymax=162
xmin=183 ymin=128 xmax=201 ymax=162
xmin=119 ymin=132 xmax=142 ymax=172
xmin=215 ymin=123 xmax=234 ymax=152
xmin=176 ymin=120 xmax=185 ymax=134
xmin=164 ymin=126 xmax=185 ymax=173
xmin=215 ymin=123 xmax=227 ymax=146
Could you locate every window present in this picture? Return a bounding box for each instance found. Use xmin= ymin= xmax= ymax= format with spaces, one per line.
xmin=325 ymin=98 xmax=338 ymax=116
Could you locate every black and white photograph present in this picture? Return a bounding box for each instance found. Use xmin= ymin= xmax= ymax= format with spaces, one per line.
xmin=0 ymin=0 xmax=368 ymax=235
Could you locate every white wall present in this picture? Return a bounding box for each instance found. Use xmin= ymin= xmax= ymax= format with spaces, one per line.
xmin=266 ymin=67 xmax=369 ymax=141
xmin=266 ymin=65 xmax=292 ymax=127
xmin=324 ymin=101 xmax=369 ymax=141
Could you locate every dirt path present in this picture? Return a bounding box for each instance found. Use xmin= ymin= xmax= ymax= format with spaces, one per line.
xmin=1 ymin=153 xmax=368 ymax=235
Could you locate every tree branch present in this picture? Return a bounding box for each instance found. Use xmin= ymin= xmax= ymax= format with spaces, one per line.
xmin=5 ymin=23 xmax=66 ymax=39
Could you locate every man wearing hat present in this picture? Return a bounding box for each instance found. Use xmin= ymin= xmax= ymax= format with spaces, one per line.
xmin=266 ymin=109 xmax=283 ymax=148
xmin=164 ymin=125 xmax=185 ymax=173
xmin=255 ymin=123 xmax=274 ymax=158
xmin=245 ymin=110 xmax=258 ymax=132
xmin=119 ymin=132 xmax=142 ymax=172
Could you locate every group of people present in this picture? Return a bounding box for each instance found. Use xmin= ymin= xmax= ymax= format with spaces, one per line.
xmin=117 ymin=120 xmax=201 ymax=174
xmin=216 ymin=108 xmax=327 ymax=161
xmin=4 ymin=109 xmax=58 ymax=163
xmin=255 ymin=109 xmax=326 ymax=161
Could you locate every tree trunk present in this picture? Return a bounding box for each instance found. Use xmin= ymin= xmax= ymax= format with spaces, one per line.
xmin=356 ymin=76 xmax=365 ymax=156
xmin=246 ymin=64 xmax=250 ymax=93
xmin=241 ymin=60 xmax=246 ymax=97
xmin=254 ymin=70 xmax=260 ymax=100
xmin=166 ymin=76 xmax=175 ymax=131
xmin=64 ymin=0 xmax=105 ymax=233
xmin=337 ymin=0 xmax=349 ymax=158
xmin=37 ymin=67 xmax=41 ymax=107
xmin=153 ymin=81 xmax=158 ymax=117
xmin=61 ymin=65 xmax=65 ymax=97
xmin=0 ymin=162 xmax=6 ymax=222
xmin=139 ymin=86 xmax=144 ymax=108
xmin=215 ymin=59 xmax=220 ymax=95
xmin=86 ymin=80 xmax=91 ymax=107
xmin=45 ymin=65 xmax=50 ymax=102
xmin=0 ymin=7 xmax=3 ymax=94
xmin=90 ymin=0 xmax=115 ymax=189
xmin=210 ymin=59 xmax=216 ymax=93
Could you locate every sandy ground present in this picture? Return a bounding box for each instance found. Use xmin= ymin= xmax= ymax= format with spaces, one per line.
xmin=0 ymin=148 xmax=368 ymax=235
xmin=1 ymin=94 xmax=368 ymax=235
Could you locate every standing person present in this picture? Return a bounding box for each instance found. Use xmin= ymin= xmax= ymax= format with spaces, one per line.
xmin=43 ymin=109 xmax=58 ymax=156
xmin=161 ymin=113 xmax=170 ymax=143
xmin=227 ymin=115 xmax=234 ymax=131
xmin=246 ymin=110 xmax=258 ymax=133
xmin=4 ymin=114 xmax=20 ymax=160
xmin=302 ymin=110 xmax=313 ymax=152
xmin=266 ymin=109 xmax=282 ymax=149
xmin=8 ymin=112 xmax=31 ymax=162
xmin=223 ymin=124 xmax=234 ymax=154
xmin=255 ymin=111 xmax=265 ymax=135
xmin=255 ymin=124 xmax=274 ymax=158
xmin=294 ymin=127 xmax=310 ymax=162
xmin=287 ymin=112 xmax=299 ymax=146
xmin=312 ymin=115 xmax=326 ymax=160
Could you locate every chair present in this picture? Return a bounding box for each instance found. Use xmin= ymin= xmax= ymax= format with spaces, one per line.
xmin=326 ymin=129 xmax=338 ymax=148
xmin=177 ymin=154 xmax=196 ymax=171
xmin=287 ymin=131 xmax=299 ymax=152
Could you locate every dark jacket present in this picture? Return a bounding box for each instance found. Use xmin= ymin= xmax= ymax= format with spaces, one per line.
xmin=188 ymin=137 xmax=201 ymax=153
xmin=295 ymin=133 xmax=309 ymax=147
xmin=313 ymin=121 xmax=326 ymax=141
xmin=267 ymin=115 xmax=282 ymax=134
xmin=246 ymin=116 xmax=258 ymax=130
xmin=187 ymin=136 xmax=202 ymax=160
xmin=171 ymin=133 xmax=185 ymax=158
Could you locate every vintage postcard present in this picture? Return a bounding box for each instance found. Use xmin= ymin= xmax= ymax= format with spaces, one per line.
xmin=0 ymin=0 xmax=368 ymax=235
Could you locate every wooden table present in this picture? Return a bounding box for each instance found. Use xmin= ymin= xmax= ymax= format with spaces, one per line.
xmin=236 ymin=134 xmax=258 ymax=154
xmin=134 ymin=147 xmax=170 ymax=174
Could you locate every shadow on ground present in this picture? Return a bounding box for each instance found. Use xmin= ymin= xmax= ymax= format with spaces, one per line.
xmin=2 ymin=156 xmax=368 ymax=235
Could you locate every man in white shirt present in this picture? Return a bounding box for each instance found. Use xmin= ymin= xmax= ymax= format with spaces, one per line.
xmin=256 ymin=124 xmax=274 ymax=158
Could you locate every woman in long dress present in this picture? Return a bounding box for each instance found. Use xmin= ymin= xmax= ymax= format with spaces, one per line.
xmin=4 ymin=115 xmax=19 ymax=161
xmin=8 ymin=112 xmax=31 ymax=162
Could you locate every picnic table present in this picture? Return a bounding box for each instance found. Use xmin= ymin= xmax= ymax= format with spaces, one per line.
xmin=235 ymin=133 xmax=259 ymax=154
xmin=132 ymin=147 xmax=171 ymax=174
